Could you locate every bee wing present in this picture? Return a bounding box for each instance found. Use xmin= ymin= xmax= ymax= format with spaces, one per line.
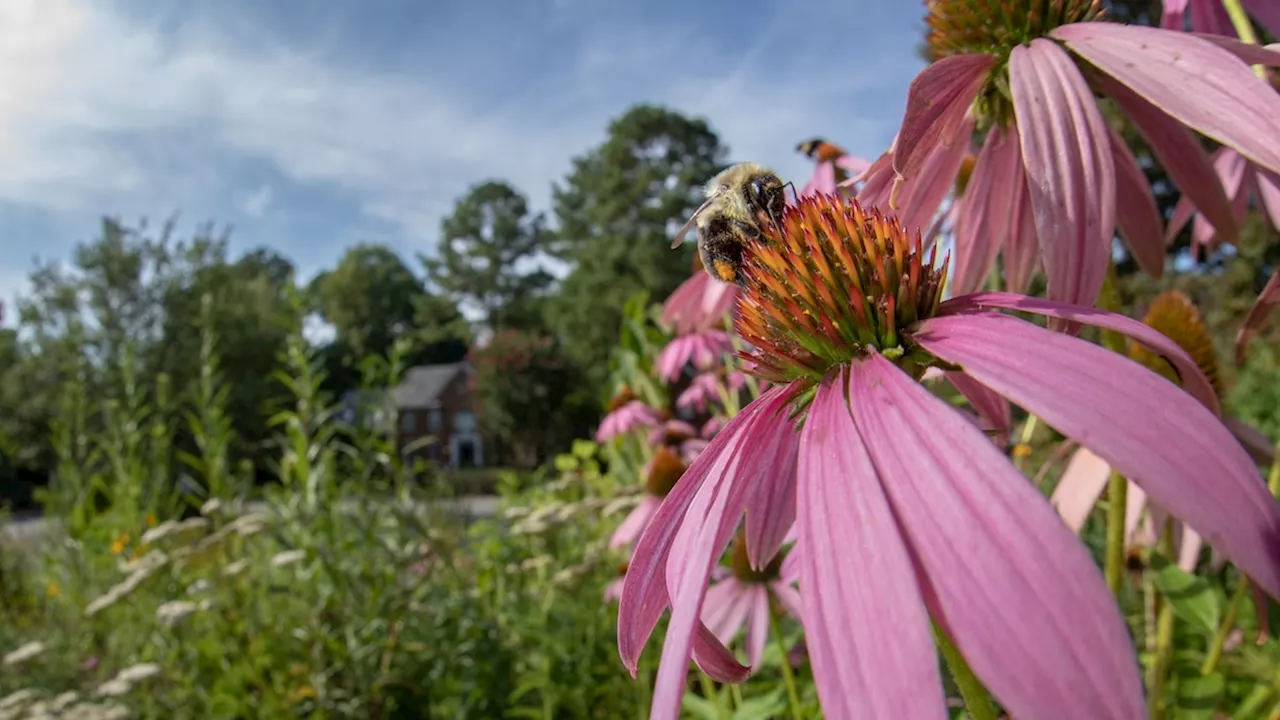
xmin=671 ymin=190 xmax=724 ymax=249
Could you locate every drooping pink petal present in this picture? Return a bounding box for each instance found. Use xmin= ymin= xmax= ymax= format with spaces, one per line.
xmin=913 ymin=311 xmax=1280 ymax=602
xmin=1003 ymin=137 xmax=1040 ymax=295
xmin=651 ymin=389 xmax=797 ymax=717
xmin=1224 ymin=416 xmax=1278 ymax=468
xmin=801 ymin=161 xmax=838 ymax=197
xmin=952 ymin=125 xmax=1017 ymax=294
xmin=745 ymin=585 xmax=771 ymax=668
xmin=744 ymin=421 xmax=800 ymax=570
xmin=617 ymin=390 xmax=781 ymax=673
xmin=1181 ymin=147 xmax=1252 ymax=249
xmin=849 ymin=352 xmax=1144 ymax=718
xmin=1009 ymin=39 xmax=1114 ymax=310
xmin=771 ymin=578 xmax=804 ymax=621
xmin=1160 ymin=0 xmax=1189 ymax=29
xmin=837 ymin=153 xmax=872 ymax=176
xmin=900 ymin=114 xmax=976 ymax=235
xmin=1237 ymin=266 xmax=1280 ymax=365
xmin=797 ymin=375 xmax=946 ymax=719
xmin=703 ymin=580 xmax=752 ymax=645
xmin=945 ymin=370 xmax=1011 ymax=442
xmin=1190 ymin=0 xmax=1235 ymax=36
xmin=940 ymin=292 xmax=1220 ymax=412
xmin=893 ymin=53 xmax=995 ymax=194
xmin=1243 ymin=0 xmax=1280 ymax=38
xmin=1053 ymin=23 xmax=1280 ymax=176
xmin=1051 ymin=447 xmax=1114 ymax=533
xmin=854 ymin=151 xmax=896 ymax=208
xmin=609 ymin=496 xmax=660 ymax=549
xmin=1106 ymin=123 xmax=1165 ymax=278
xmin=1092 ymin=71 xmax=1239 ymax=245
xmin=1255 ymin=169 xmax=1280 ymax=231
xmin=1191 ymin=34 xmax=1280 ymax=66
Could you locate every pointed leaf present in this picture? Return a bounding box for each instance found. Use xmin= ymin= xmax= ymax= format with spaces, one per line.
xmin=1149 ymin=552 xmax=1221 ymax=633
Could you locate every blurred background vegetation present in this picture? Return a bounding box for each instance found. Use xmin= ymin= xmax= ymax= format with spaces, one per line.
xmin=2 ymin=1 xmax=1280 ymax=718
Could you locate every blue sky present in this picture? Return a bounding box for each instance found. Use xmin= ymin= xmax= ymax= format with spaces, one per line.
xmin=0 ymin=0 xmax=927 ymax=325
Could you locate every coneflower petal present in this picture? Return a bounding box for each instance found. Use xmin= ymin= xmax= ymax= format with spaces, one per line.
xmin=1237 ymin=266 xmax=1280 ymax=365
xmin=1003 ymin=140 xmax=1040 ymax=295
xmin=945 ymin=370 xmax=1011 ymax=441
xmin=1053 ymin=23 xmax=1280 ymax=176
xmin=913 ymin=311 xmax=1280 ymax=602
xmin=1191 ymin=33 xmax=1280 ymax=66
xmin=891 ymin=53 xmax=993 ymax=194
xmin=901 ymin=113 xmax=975 ymax=234
xmin=1010 ymin=39 xmax=1114 ymax=312
xmin=952 ymin=125 xmax=1016 ymax=295
xmin=1094 ymin=71 xmax=1239 ymax=245
xmin=1106 ymin=123 xmax=1165 ymax=278
xmin=1050 ymin=447 xmax=1113 ymax=533
xmin=797 ymin=375 xmax=944 ymax=719
xmin=743 ymin=431 xmax=799 ymax=571
xmin=849 ymin=352 xmax=1144 ymax=719
xmin=1254 ymin=168 xmax=1280 ymax=235
xmin=1243 ymin=0 xmax=1280 ymax=38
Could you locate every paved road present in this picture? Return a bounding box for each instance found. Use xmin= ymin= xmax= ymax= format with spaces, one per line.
xmin=1 ymin=495 xmax=501 ymax=548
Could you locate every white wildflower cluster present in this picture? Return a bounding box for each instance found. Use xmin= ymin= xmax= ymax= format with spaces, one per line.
xmin=94 ymin=663 xmax=159 ymax=698
xmin=2 ymin=642 xmax=45 ymax=666
xmin=0 ymin=688 xmax=128 ymax=720
xmin=139 ymin=517 xmax=209 ymax=546
xmin=507 ymin=497 xmax=615 ymax=536
xmin=269 ymin=549 xmax=306 ymax=568
xmin=155 ymin=599 xmax=213 ymax=627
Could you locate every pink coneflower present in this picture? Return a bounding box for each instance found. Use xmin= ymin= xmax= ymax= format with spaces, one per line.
xmin=618 ymin=194 xmax=1280 ymax=719
xmin=1166 ymin=146 xmax=1280 ymax=256
xmin=646 ymin=419 xmax=712 ymax=465
xmin=609 ymin=446 xmax=688 ymax=550
xmin=796 ymin=138 xmax=871 ymax=197
xmin=1162 ymin=0 xmax=1280 ymax=40
xmin=661 ymin=265 xmax=737 ymax=336
xmin=701 ymin=530 xmax=801 ymax=668
xmin=875 ymin=0 xmax=1280 ymax=308
xmin=604 ymin=560 xmax=629 ymax=604
xmin=596 ymin=391 xmax=664 ymax=444
xmin=676 ymin=371 xmax=746 ymax=414
xmin=655 ymin=330 xmax=733 ymax=384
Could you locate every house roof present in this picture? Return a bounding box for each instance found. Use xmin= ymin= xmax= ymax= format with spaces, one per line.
xmin=391 ymin=362 xmax=468 ymax=409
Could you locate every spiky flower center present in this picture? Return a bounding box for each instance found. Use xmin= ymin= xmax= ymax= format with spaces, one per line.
xmin=645 ymin=446 xmax=686 ymax=497
xmin=728 ymin=530 xmax=785 ymax=583
xmin=1129 ymin=291 xmax=1222 ymax=399
xmin=735 ymin=194 xmax=948 ymax=405
xmin=925 ymin=0 xmax=1103 ymax=128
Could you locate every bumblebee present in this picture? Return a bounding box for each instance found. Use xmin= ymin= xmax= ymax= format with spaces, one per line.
xmin=796 ymin=138 xmax=848 ymax=163
xmin=670 ymin=162 xmax=788 ymax=285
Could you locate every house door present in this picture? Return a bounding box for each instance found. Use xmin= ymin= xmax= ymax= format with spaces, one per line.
xmin=457 ymin=439 xmax=477 ymax=468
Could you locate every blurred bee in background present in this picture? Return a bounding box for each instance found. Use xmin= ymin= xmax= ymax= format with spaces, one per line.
xmin=796 ymin=137 xmax=849 ymax=163
xmin=670 ymin=162 xmax=788 ymax=285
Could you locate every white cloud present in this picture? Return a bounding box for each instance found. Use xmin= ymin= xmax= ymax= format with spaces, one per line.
xmin=0 ymin=0 xmax=923 ymax=322
xmin=242 ymin=185 xmax=274 ymax=217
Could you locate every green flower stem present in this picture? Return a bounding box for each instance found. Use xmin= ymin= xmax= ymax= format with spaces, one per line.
xmin=1234 ymin=684 xmax=1274 ymax=720
xmin=1012 ymin=414 xmax=1038 ymax=473
xmin=1104 ymin=471 xmax=1129 ymax=598
xmin=1202 ymin=575 xmax=1251 ymax=675
xmin=1222 ymin=0 xmax=1268 ymax=80
xmin=1147 ymin=523 xmax=1178 ymax=720
xmin=770 ymin=606 xmax=805 ymax=720
xmin=1267 ymin=441 xmax=1280 ymax=497
xmin=933 ymin=621 xmax=998 ymax=720
xmin=698 ymin=671 xmax=729 ymax=720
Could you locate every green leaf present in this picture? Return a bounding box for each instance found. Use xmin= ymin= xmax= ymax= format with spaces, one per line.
xmin=732 ymin=688 xmax=788 ymax=720
xmin=681 ymin=692 xmax=720 ymax=720
xmin=1172 ymin=672 xmax=1223 ymax=720
xmin=1149 ymin=552 xmax=1221 ymax=633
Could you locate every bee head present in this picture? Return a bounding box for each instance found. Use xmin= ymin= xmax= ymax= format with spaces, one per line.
xmin=796 ymin=138 xmax=824 ymax=158
xmin=746 ymin=173 xmax=787 ymax=225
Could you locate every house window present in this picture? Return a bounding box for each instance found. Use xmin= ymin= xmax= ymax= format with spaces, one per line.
xmin=401 ymin=411 xmax=416 ymax=433
xmin=454 ymin=411 xmax=476 ymax=434
xmin=427 ymin=408 xmax=443 ymax=432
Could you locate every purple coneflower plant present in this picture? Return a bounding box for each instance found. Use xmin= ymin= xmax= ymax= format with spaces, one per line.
xmin=661 ymin=261 xmax=738 ymax=336
xmin=874 ymin=0 xmax=1280 ymax=308
xmin=655 ymin=329 xmax=733 ymax=384
xmin=617 ymin=193 xmax=1280 ymax=719
xmin=595 ymin=389 xmax=664 ymax=444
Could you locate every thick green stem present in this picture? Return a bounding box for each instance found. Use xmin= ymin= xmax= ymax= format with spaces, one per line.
xmin=771 ymin=606 xmax=805 ymax=720
xmin=1104 ymin=471 xmax=1129 ymax=598
xmin=934 ymin=621 xmax=998 ymax=720
xmin=1222 ymin=0 xmax=1268 ymax=80
xmin=1203 ymin=575 xmax=1250 ymax=675
xmin=1147 ymin=523 xmax=1178 ymax=720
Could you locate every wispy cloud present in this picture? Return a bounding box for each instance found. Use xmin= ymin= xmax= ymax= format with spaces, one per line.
xmin=0 ymin=0 xmax=925 ymax=323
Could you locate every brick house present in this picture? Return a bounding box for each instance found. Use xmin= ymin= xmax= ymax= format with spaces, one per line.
xmin=390 ymin=362 xmax=484 ymax=469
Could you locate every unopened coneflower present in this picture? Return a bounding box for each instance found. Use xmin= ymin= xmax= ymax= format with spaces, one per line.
xmin=700 ymin=530 xmax=801 ymax=668
xmin=866 ymin=0 xmax=1280 ymax=307
xmin=619 ymin=194 xmax=1280 ymax=720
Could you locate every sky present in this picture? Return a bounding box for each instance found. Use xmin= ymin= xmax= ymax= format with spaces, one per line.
xmin=0 ymin=0 xmax=928 ymax=326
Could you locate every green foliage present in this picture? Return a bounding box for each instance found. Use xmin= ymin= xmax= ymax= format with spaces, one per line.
xmin=547 ymin=104 xmax=728 ymax=389
xmin=424 ymin=181 xmax=553 ymax=331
